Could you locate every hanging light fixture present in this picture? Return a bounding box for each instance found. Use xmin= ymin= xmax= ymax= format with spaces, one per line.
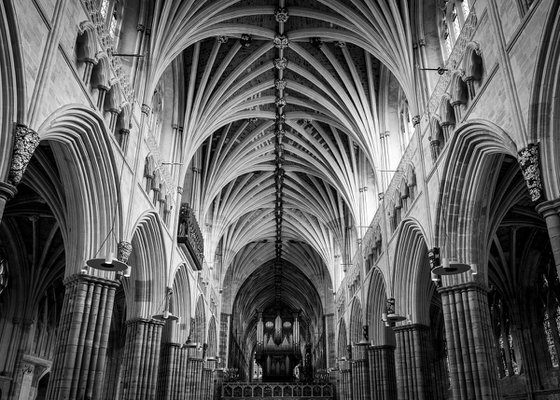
xmin=86 ymin=158 xmax=130 ymax=273
xmin=428 ymin=247 xmax=470 ymax=275
xmin=86 ymin=252 xmax=128 ymax=271
xmin=153 ymin=286 xmax=179 ymax=321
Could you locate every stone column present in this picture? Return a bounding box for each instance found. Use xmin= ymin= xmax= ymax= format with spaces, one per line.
xmin=339 ymin=361 xmax=352 ymax=400
xmin=201 ymin=359 xmax=216 ymax=400
xmin=536 ymin=198 xmax=560 ymax=278
xmin=367 ymin=345 xmax=397 ymax=400
xmin=439 ymin=283 xmax=500 ymax=399
xmin=157 ymin=342 xmax=182 ymax=400
xmin=394 ymin=324 xmax=431 ymax=400
xmin=119 ymin=318 xmax=165 ymax=400
xmin=219 ymin=313 xmax=231 ymax=366
xmin=351 ymin=356 xmax=370 ymax=400
xmin=185 ymin=344 xmax=204 ymax=400
xmin=46 ymin=274 xmax=118 ymax=400
xmin=324 ymin=314 xmax=336 ymax=368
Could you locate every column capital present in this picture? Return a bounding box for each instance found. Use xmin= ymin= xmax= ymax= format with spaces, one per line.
xmin=392 ymin=323 xmax=429 ymax=333
xmin=0 ymin=181 xmax=18 ymax=201
xmin=535 ymin=197 xmax=560 ymax=217
xmin=63 ymin=272 xmax=120 ymax=288
xmin=126 ymin=317 xmax=166 ymax=327
xmin=368 ymin=344 xmax=396 ymax=351
xmin=437 ymin=280 xmax=489 ymax=295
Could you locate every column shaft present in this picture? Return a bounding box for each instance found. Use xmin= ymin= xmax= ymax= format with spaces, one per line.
xmin=368 ymin=345 xmax=397 ymax=400
xmin=46 ymin=274 xmax=118 ymax=400
xmin=119 ymin=318 xmax=164 ymax=400
xmin=439 ymin=283 xmax=500 ymax=399
xmin=537 ymin=199 xmax=560 ymax=278
xmin=394 ymin=324 xmax=431 ymax=400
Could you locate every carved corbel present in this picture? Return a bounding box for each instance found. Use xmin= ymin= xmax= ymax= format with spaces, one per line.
xmin=518 ymin=143 xmax=544 ymax=202
xmin=8 ymin=125 xmax=40 ymax=186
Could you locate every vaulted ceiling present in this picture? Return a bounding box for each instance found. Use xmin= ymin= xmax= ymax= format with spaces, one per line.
xmin=146 ymin=0 xmax=419 ymax=341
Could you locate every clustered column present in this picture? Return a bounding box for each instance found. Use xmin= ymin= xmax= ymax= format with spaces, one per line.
xmin=394 ymin=324 xmax=431 ymax=400
xmin=156 ymin=343 xmax=184 ymax=399
xmin=439 ymin=282 xmax=500 ymax=399
xmin=338 ymin=359 xmax=352 ymax=400
xmin=185 ymin=344 xmax=204 ymax=400
xmin=46 ymin=274 xmax=118 ymax=400
xmin=118 ymin=318 xmax=165 ymax=400
xmin=367 ymin=345 xmax=398 ymax=400
xmin=351 ymin=344 xmax=370 ymax=400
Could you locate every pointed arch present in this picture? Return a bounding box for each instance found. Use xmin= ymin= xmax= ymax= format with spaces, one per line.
xmin=170 ymin=262 xmax=191 ymax=343
xmin=192 ymin=295 xmax=206 ymax=344
xmin=38 ymin=105 xmax=122 ymax=275
xmin=435 ymin=120 xmax=517 ymax=285
xmin=392 ymin=219 xmax=434 ymax=325
xmin=349 ymin=298 xmax=363 ymax=345
xmin=365 ymin=267 xmax=388 ymax=345
xmin=125 ymin=211 xmax=167 ymax=319
xmin=337 ymin=318 xmax=348 ymax=359
xmin=207 ymin=316 xmax=218 ymax=358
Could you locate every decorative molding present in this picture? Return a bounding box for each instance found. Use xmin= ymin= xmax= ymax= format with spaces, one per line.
xmin=217 ymin=35 xmax=229 ymax=44
xmin=275 ymin=96 xmax=286 ymax=107
xmin=274 ymin=57 xmax=288 ymax=70
xmin=240 ymin=34 xmax=252 ymax=47
xmin=141 ymin=104 xmax=151 ymax=115
xmin=518 ymin=143 xmax=544 ymax=202
xmin=274 ymin=7 xmax=289 ymax=23
xmin=273 ymin=34 xmax=289 ymax=49
xmin=8 ymin=125 xmax=40 ymax=186
xmin=274 ymin=79 xmax=287 ymax=90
